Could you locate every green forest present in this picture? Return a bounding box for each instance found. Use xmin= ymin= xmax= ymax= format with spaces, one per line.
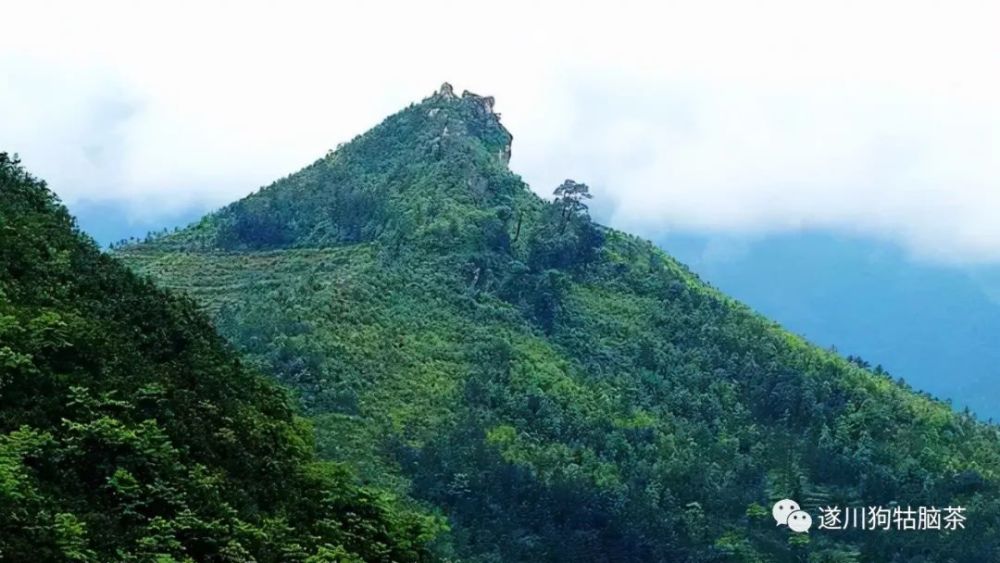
xmin=0 ymin=153 xmax=440 ymax=561
xmin=114 ymin=86 xmax=1000 ymax=561
xmin=4 ymin=84 xmax=1000 ymax=562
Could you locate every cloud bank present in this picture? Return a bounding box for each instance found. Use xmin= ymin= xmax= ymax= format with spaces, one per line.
xmin=2 ymin=0 xmax=999 ymax=262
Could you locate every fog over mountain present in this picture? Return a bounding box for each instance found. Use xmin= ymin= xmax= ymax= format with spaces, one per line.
xmin=4 ymin=1 xmax=1000 ymax=262
xmin=6 ymin=3 xmax=1000 ymax=561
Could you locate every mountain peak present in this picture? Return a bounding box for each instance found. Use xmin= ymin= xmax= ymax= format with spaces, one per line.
xmin=136 ymin=84 xmax=523 ymax=251
xmin=431 ymin=81 xmax=496 ymax=112
xmin=421 ymin=82 xmax=511 ymax=165
xmin=436 ymin=81 xmax=457 ymax=98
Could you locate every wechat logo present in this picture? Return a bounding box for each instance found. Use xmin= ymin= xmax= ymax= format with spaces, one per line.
xmin=773 ymin=499 xmax=812 ymax=533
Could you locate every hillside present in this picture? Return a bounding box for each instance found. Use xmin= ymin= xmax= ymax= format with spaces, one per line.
xmin=121 ymin=85 xmax=1000 ymax=562
xmin=659 ymin=231 xmax=1000 ymax=420
xmin=0 ymin=153 xmax=439 ymax=562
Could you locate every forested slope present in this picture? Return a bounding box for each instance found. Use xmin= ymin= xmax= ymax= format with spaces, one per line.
xmin=121 ymin=85 xmax=1000 ymax=562
xmin=0 ymin=153 xmax=439 ymax=562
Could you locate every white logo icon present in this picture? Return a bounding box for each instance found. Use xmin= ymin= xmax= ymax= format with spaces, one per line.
xmin=772 ymin=499 xmax=801 ymax=526
xmin=787 ymin=509 xmax=813 ymax=533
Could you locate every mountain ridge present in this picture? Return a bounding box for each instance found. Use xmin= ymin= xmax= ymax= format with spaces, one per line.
xmin=120 ymin=85 xmax=1000 ymax=562
xmin=141 ymin=83 xmax=517 ymax=255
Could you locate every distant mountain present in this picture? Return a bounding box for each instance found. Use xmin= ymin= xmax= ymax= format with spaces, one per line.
xmin=0 ymin=153 xmax=438 ymax=561
xmin=120 ymin=84 xmax=1000 ymax=562
xmin=68 ymin=199 xmax=209 ymax=248
xmin=658 ymin=232 xmax=1000 ymax=420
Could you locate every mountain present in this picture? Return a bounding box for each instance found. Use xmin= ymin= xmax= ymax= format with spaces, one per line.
xmin=66 ymin=198 xmax=1000 ymax=422
xmin=69 ymin=199 xmax=210 ymax=248
xmin=658 ymin=232 xmax=1000 ymax=420
xmin=65 ymin=197 xmax=1000 ymax=423
xmin=0 ymin=153 xmax=439 ymax=561
xmin=120 ymin=84 xmax=1000 ymax=562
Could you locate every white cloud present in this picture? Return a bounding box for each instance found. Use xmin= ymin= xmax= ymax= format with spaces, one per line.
xmin=2 ymin=0 xmax=999 ymax=261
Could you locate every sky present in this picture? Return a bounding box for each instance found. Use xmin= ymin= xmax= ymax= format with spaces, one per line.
xmin=3 ymin=0 xmax=1000 ymax=263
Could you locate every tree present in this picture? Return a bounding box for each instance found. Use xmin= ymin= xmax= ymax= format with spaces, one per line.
xmin=0 ymin=153 xmax=440 ymax=561
xmin=553 ymin=179 xmax=592 ymax=232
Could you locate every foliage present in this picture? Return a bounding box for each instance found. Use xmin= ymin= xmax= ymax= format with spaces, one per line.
xmin=0 ymin=153 xmax=440 ymax=561
xmin=120 ymin=89 xmax=1000 ymax=561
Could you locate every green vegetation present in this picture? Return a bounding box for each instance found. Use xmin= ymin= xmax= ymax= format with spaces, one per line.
xmin=0 ymin=153 xmax=440 ymax=561
xmin=120 ymin=85 xmax=1000 ymax=561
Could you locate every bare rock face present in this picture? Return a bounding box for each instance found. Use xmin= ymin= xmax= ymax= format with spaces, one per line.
xmin=429 ymin=83 xmax=513 ymax=166
xmin=459 ymin=90 xmax=511 ymax=165
xmin=437 ymin=82 xmax=456 ymax=99
xmin=461 ymin=90 xmax=496 ymax=115
xmin=499 ymin=143 xmax=512 ymax=166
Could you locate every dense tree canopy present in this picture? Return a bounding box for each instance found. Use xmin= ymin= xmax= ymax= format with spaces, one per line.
xmin=120 ymin=88 xmax=1000 ymax=562
xmin=0 ymin=153 xmax=440 ymax=562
